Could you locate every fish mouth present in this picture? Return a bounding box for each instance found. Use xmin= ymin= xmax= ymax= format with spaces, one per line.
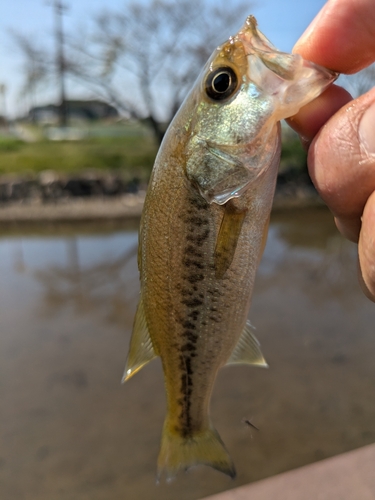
xmin=236 ymin=15 xmax=277 ymax=56
xmin=234 ymin=15 xmax=338 ymax=117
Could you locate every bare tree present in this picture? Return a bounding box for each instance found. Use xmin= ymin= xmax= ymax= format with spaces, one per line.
xmin=10 ymin=32 xmax=52 ymax=118
xmin=11 ymin=0 xmax=250 ymax=141
xmin=12 ymin=1 xmax=69 ymax=125
xmin=68 ymin=0 xmax=250 ymax=142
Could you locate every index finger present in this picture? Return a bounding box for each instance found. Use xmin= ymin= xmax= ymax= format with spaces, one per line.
xmin=293 ymin=0 xmax=375 ymax=74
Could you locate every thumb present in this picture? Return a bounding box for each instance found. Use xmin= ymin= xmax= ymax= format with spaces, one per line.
xmin=308 ymin=88 xmax=375 ymax=301
xmin=358 ymin=190 xmax=375 ymax=300
xmin=308 ymin=88 xmax=375 ymax=242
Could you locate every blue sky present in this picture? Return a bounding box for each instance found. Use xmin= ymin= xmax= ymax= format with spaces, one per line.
xmin=0 ymin=0 xmax=327 ymax=117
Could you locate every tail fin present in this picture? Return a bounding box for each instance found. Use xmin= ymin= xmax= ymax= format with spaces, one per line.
xmin=157 ymin=420 xmax=236 ymax=481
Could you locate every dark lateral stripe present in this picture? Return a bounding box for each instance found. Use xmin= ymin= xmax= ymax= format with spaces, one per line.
xmin=181 ymin=297 xmax=203 ymax=308
xmin=176 ymin=195 xmax=211 ymax=436
xmin=178 ymin=353 xmax=195 ymax=436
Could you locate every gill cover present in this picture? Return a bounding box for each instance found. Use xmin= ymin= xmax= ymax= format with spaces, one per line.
xmin=185 ymin=15 xmax=337 ymax=206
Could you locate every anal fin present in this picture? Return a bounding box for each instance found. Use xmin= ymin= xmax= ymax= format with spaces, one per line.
xmin=122 ymin=296 xmax=157 ymax=382
xmin=226 ymin=321 xmax=268 ymax=367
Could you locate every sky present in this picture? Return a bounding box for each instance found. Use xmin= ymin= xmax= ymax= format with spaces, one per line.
xmin=0 ymin=0 xmax=328 ymax=118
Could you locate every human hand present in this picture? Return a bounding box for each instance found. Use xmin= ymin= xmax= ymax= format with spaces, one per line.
xmin=287 ymin=0 xmax=375 ymax=302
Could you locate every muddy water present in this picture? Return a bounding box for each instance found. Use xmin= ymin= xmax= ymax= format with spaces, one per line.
xmin=1 ymin=208 xmax=375 ymax=500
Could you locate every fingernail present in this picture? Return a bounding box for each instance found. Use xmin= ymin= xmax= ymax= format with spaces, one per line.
xmin=359 ymin=101 xmax=375 ymax=155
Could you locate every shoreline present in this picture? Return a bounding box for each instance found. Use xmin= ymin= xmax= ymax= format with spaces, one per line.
xmin=0 ymin=192 xmax=146 ymax=223
xmin=0 ymin=185 xmax=325 ymax=224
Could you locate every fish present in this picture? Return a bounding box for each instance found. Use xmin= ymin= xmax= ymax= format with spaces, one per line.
xmin=123 ymin=15 xmax=337 ymax=480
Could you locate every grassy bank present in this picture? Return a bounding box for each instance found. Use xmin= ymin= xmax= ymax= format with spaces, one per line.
xmin=0 ymin=132 xmax=157 ymax=182
xmin=0 ymin=124 xmax=307 ymax=181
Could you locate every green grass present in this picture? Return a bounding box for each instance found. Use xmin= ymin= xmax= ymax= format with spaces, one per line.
xmin=0 ymin=124 xmax=307 ymax=183
xmin=0 ymin=133 xmax=158 ymax=182
xmin=0 ymin=136 xmax=24 ymax=153
xmin=280 ymin=136 xmax=307 ymax=173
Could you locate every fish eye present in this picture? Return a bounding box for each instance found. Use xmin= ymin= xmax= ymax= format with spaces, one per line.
xmin=205 ymin=66 xmax=238 ymax=101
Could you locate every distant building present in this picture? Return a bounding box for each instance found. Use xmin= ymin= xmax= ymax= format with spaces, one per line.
xmin=29 ymin=100 xmax=119 ymax=124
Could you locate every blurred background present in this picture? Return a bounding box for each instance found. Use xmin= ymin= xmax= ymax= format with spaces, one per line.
xmin=0 ymin=1 xmax=375 ymax=500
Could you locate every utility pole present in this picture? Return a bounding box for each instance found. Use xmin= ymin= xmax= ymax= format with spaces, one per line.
xmin=53 ymin=0 xmax=68 ymax=127
xmin=0 ymin=84 xmax=7 ymax=125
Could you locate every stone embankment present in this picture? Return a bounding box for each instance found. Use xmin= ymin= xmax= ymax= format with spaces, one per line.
xmin=0 ymin=171 xmax=322 ymax=222
xmin=0 ymin=171 xmax=141 ymax=203
xmin=0 ymin=171 xmax=146 ymax=222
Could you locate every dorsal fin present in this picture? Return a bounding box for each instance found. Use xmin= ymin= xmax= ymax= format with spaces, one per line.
xmin=122 ymin=296 xmax=157 ymax=382
xmin=226 ymin=321 xmax=268 ymax=367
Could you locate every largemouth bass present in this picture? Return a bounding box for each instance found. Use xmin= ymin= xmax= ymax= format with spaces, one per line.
xmin=124 ymin=16 xmax=337 ymax=480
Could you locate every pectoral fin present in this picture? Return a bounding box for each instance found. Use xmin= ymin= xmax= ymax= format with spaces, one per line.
xmin=122 ymin=296 xmax=157 ymax=382
xmin=215 ymin=203 xmax=246 ymax=279
xmin=226 ymin=321 xmax=268 ymax=367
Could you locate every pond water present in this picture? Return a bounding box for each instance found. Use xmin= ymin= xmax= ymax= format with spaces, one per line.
xmin=1 ymin=208 xmax=375 ymax=500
